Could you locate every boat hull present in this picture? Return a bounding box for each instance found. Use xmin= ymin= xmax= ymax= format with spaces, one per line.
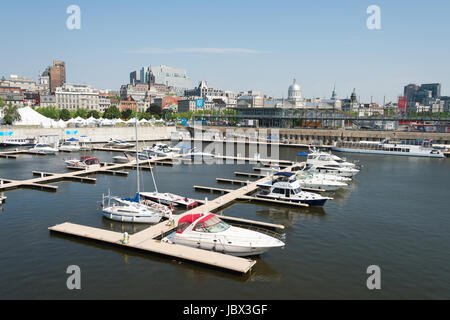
xmin=101 ymin=210 xmax=162 ymax=224
xmin=256 ymin=194 xmax=328 ymax=207
xmin=332 ymin=146 xmax=444 ymax=158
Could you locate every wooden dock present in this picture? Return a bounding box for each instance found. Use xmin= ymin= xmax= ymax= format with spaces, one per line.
xmin=48 ymin=161 xmax=300 ymax=274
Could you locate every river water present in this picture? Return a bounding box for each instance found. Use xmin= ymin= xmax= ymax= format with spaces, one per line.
xmin=0 ymin=145 xmax=449 ymax=299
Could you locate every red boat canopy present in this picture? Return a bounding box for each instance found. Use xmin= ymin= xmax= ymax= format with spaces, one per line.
xmin=176 ymin=213 xmax=215 ymax=233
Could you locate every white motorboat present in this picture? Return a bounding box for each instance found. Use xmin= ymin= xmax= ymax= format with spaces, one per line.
xmin=163 ymin=213 xmax=285 ymax=256
xmin=296 ymin=171 xmax=348 ymax=191
xmin=305 ymin=153 xmax=360 ymax=178
xmin=332 ymin=139 xmax=444 ymax=158
xmin=59 ymin=141 xmax=81 ymax=152
xmin=66 ymin=156 xmax=101 ymax=170
xmin=297 ymin=169 xmax=352 ymax=182
xmin=28 ymin=144 xmax=59 ymax=155
xmin=104 ymin=139 xmax=134 ymax=149
xmin=256 ymin=172 xmax=332 ymax=207
xmin=112 ymin=152 xmax=151 ymax=163
xmin=139 ymin=192 xmax=198 ymax=208
xmin=143 ymin=143 xmax=179 ymax=157
xmin=181 ymin=147 xmax=214 ymax=160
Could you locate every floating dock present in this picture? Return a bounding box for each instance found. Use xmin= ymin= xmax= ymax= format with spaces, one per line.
xmin=48 ymin=161 xmax=299 ymax=274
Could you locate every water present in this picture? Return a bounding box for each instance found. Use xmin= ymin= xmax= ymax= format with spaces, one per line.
xmin=0 ymin=147 xmax=449 ymax=299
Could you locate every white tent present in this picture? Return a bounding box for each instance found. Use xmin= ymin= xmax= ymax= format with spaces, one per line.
xmin=100 ymin=119 xmax=114 ymax=126
xmin=86 ymin=116 xmax=98 ymax=126
xmin=56 ymin=119 xmax=67 ymax=128
xmin=7 ymin=106 xmax=57 ymax=127
xmin=112 ymin=118 xmax=125 ymax=125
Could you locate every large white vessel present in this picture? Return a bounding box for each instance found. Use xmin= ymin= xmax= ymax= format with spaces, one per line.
xmin=256 ymin=172 xmax=332 ymax=207
xmin=332 ymin=139 xmax=444 ymax=158
xmin=305 ymin=153 xmax=360 ymax=178
xmin=163 ymin=213 xmax=285 ymax=256
xmin=59 ymin=141 xmax=81 ymax=152
xmin=0 ymin=138 xmax=36 ymax=148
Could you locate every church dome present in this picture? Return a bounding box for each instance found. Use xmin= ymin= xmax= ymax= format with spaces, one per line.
xmin=288 ymin=78 xmax=301 ymax=100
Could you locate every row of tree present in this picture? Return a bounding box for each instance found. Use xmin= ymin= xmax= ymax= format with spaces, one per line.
xmin=34 ymin=104 xmax=164 ymax=121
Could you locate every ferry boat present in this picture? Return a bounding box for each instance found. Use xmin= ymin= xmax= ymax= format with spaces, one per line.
xmin=256 ymin=172 xmax=332 ymax=206
xmin=332 ymin=139 xmax=444 ymax=158
xmin=0 ymin=138 xmax=36 ymax=148
xmin=162 ymin=213 xmax=285 ymax=256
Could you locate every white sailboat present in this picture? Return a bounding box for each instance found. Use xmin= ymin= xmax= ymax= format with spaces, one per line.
xmin=101 ymin=115 xmax=166 ymax=224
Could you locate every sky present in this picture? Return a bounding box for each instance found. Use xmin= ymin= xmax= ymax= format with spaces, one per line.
xmin=1 ymin=0 xmax=449 ymax=104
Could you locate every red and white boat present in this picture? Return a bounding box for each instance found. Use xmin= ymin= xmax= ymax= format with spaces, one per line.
xmin=139 ymin=192 xmax=198 ymax=208
xmin=163 ymin=213 xmax=285 ymax=256
xmin=66 ymin=156 xmax=101 ymax=170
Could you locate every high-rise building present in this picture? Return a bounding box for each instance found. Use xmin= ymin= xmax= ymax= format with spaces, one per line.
xmin=420 ymin=83 xmax=441 ymax=98
xmin=49 ymin=61 xmax=66 ymax=94
xmin=129 ymin=65 xmax=192 ymax=96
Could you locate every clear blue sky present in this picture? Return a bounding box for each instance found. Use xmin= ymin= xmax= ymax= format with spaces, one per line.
xmin=1 ymin=0 xmax=449 ymax=104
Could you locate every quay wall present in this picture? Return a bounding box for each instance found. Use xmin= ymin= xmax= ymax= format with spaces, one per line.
xmin=192 ymin=127 xmax=450 ymax=145
xmin=0 ymin=126 xmax=177 ymax=143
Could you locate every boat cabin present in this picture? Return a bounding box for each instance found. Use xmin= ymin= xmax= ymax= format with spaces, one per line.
xmin=176 ymin=213 xmax=230 ymax=234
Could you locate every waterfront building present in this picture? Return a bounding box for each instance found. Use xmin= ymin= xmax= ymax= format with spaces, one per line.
xmin=129 ymin=65 xmax=192 ymax=96
xmin=185 ymin=81 xmax=238 ymax=109
xmin=154 ymin=96 xmax=182 ymax=111
xmin=37 ymin=68 xmax=51 ymax=95
xmin=119 ymin=97 xmax=138 ymax=111
xmin=55 ymin=83 xmax=100 ymax=111
xmin=49 ymin=61 xmax=66 ymax=94
xmin=0 ymin=75 xmax=37 ymax=92
xmin=0 ymin=86 xmax=24 ymax=106
xmin=237 ymin=90 xmax=264 ymax=108
xmin=178 ymin=97 xmax=206 ymax=113
xmin=98 ymin=93 xmax=112 ymax=112
xmin=40 ymin=95 xmax=56 ymax=107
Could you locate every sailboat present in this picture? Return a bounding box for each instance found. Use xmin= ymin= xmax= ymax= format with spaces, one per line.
xmin=101 ymin=115 xmax=168 ymax=223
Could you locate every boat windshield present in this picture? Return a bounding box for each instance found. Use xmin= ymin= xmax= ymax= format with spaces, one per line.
xmin=193 ymin=215 xmax=230 ymax=233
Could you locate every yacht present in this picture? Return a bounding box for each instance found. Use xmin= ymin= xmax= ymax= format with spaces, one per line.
xmin=59 ymin=141 xmax=81 ymax=152
xmin=332 ymin=139 xmax=444 ymax=158
xmin=162 ymin=213 xmax=285 ymax=256
xmin=305 ymin=153 xmax=360 ymax=178
xmin=296 ymin=171 xmax=348 ymax=191
xmin=181 ymin=147 xmax=214 ymax=160
xmin=256 ymin=172 xmax=332 ymax=206
xmin=104 ymin=139 xmax=134 ymax=149
xmin=28 ymin=144 xmax=59 ymax=155
xmin=112 ymin=152 xmax=151 ymax=163
xmin=144 ymin=143 xmax=178 ymax=157
xmin=0 ymin=138 xmax=36 ymax=148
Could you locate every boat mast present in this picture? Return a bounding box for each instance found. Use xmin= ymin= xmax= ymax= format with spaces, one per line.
xmin=135 ymin=114 xmax=140 ymax=201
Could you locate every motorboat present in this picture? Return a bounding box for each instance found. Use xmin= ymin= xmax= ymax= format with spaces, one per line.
xmin=256 ymin=172 xmax=332 ymax=206
xmin=162 ymin=213 xmax=285 ymax=256
xmin=79 ymin=142 xmax=93 ymax=151
xmin=104 ymin=139 xmax=134 ymax=149
xmin=139 ymin=192 xmax=198 ymax=208
xmin=296 ymin=168 xmax=352 ymax=182
xmin=59 ymin=141 xmax=81 ymax=152
xmin=181 ymin=147 xmax=214 ymax=160
xmin=332 ymin=139 xmax=444 ymax=158
xmin=296 ymin=171 xmax=348 ymax=191
xmin=66 ymin=156 xmax=101 ymax=170
xmin=0 ymin=138 xmax=36 ymax=148
xmin=305 ymin=153 xmax=359 ymax=178
xmin=112 ymin=152 xmax=151 ymax=163
xmin=28 ymin=144 xmax=58 ymax=155
xmin=308 ymin=147 xmax=359 ymax=169
xmin=143 ymin=143 xmax=179 ymax=157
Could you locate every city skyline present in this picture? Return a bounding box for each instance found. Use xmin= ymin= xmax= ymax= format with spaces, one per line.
xmin=1 ymin=0 xmax=449 ymax=104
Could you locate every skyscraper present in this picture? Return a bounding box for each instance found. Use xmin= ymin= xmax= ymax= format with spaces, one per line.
xmin=420 ymin=83 xmax=441 ymax=98
xmin=49 ymin=61 xmax=66 ymax=94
